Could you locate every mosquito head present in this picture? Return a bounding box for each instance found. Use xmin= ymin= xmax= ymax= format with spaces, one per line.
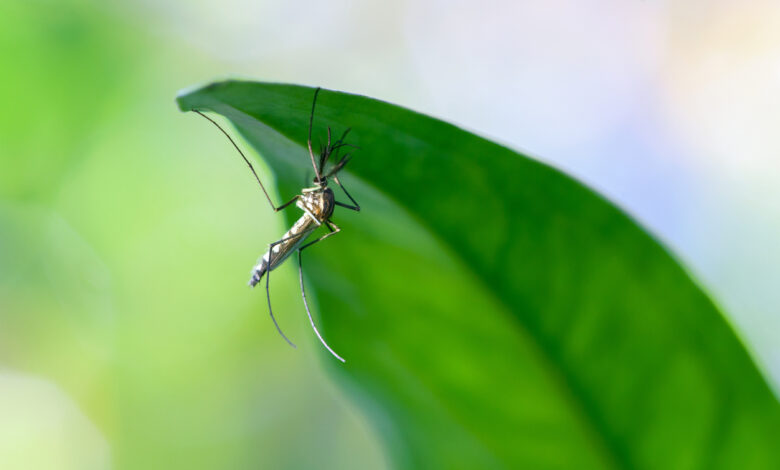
xmin=313 ymin=175 xmax=328 ymax=187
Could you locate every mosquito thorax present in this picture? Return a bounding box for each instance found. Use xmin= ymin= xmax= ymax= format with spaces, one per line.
xmin=299 ymin=185 xmax=335 ymax=220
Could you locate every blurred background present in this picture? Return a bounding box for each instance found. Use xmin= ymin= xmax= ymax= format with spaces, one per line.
xmin=1 ymin=0 xmax=779 ymax=468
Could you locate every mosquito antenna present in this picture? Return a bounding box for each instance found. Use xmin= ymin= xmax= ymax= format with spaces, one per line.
xmin=332 ymin=142 xmax=360 ymax=151
xmin=319 ymin=126 xmax=333 ymax=172
xmin=328 ymin=128 xmax=350 ymax=162
xmin=338 ymin=128 xmax=351 ymax=141
xmin=298 ymin=251 xmax=345 ymax=362
xmin=193 ymin=110 xmax=277 ymax=210
xmin=325 ymin=154 xmax=351 ymax=178
xmin=308 ymin=88 xmax=323 ymax=181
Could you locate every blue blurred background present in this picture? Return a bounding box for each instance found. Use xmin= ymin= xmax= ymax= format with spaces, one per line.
xmin=1 ymin=0 xmax=778 ymax=468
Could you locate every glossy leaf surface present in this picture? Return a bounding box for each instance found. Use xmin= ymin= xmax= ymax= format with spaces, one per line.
xmin=178 ymin=81 xmax=780 ymax=469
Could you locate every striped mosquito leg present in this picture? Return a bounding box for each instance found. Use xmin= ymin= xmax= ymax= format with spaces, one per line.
xmin=297 ymin=222 xmax=344 ymax=362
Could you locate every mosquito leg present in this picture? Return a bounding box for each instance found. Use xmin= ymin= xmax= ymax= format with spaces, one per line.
xmin=264 ymin=238 xmax=297 ymax=349
xmin=273 ymin=195 xmax=300 ymax=212
xmin=193 ymin=110 xmax=298 ymax=213
xmin=332 ymin=175 xmax=360 ymax=212
xmin=301 ymin=207 xmax=323 ymax=226
xmin=307 ymin=88 xmax=322 ymax=181
xmin=299 ymin=221 xmax=340 ymax=251
xmin=297 ymin=222 xmax=345 ymax=362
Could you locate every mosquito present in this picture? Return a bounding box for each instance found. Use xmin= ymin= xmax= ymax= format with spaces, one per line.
xmin=192 ymin=88 xmax=360 ymax=362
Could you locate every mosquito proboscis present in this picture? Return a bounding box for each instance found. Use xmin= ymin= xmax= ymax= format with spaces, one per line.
xmin=191 ymin=88 xmax=360 ymax=362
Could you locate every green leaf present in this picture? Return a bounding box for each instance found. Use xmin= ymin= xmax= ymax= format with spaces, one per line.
xmin=177 ymin=81 xmax=780 ymax=469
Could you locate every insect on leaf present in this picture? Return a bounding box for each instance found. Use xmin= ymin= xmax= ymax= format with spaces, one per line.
xmin=177 ymin=81 xmax=780 ymax=469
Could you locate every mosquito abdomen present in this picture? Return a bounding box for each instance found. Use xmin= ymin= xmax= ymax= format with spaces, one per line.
xmin=248 ymin=260 xmax=268 ymax=287
xmin=248 ymin=218 xmax=315 ymax=288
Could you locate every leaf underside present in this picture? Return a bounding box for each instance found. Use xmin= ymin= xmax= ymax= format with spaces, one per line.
xmin=177 ymin=81 xmax=780 ymax=470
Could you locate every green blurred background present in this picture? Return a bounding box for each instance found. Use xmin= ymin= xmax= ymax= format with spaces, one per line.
xmin=2 ymin=0 xmax=779 ymax=468
xmin=0 ymin=1 xmax=387 ymax=468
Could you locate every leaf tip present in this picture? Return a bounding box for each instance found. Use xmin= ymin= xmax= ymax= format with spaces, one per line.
xmin=175 ymin=80 xmax=232 ymax=112
xmin=174 ymin=86 xmax=197 ymax=112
